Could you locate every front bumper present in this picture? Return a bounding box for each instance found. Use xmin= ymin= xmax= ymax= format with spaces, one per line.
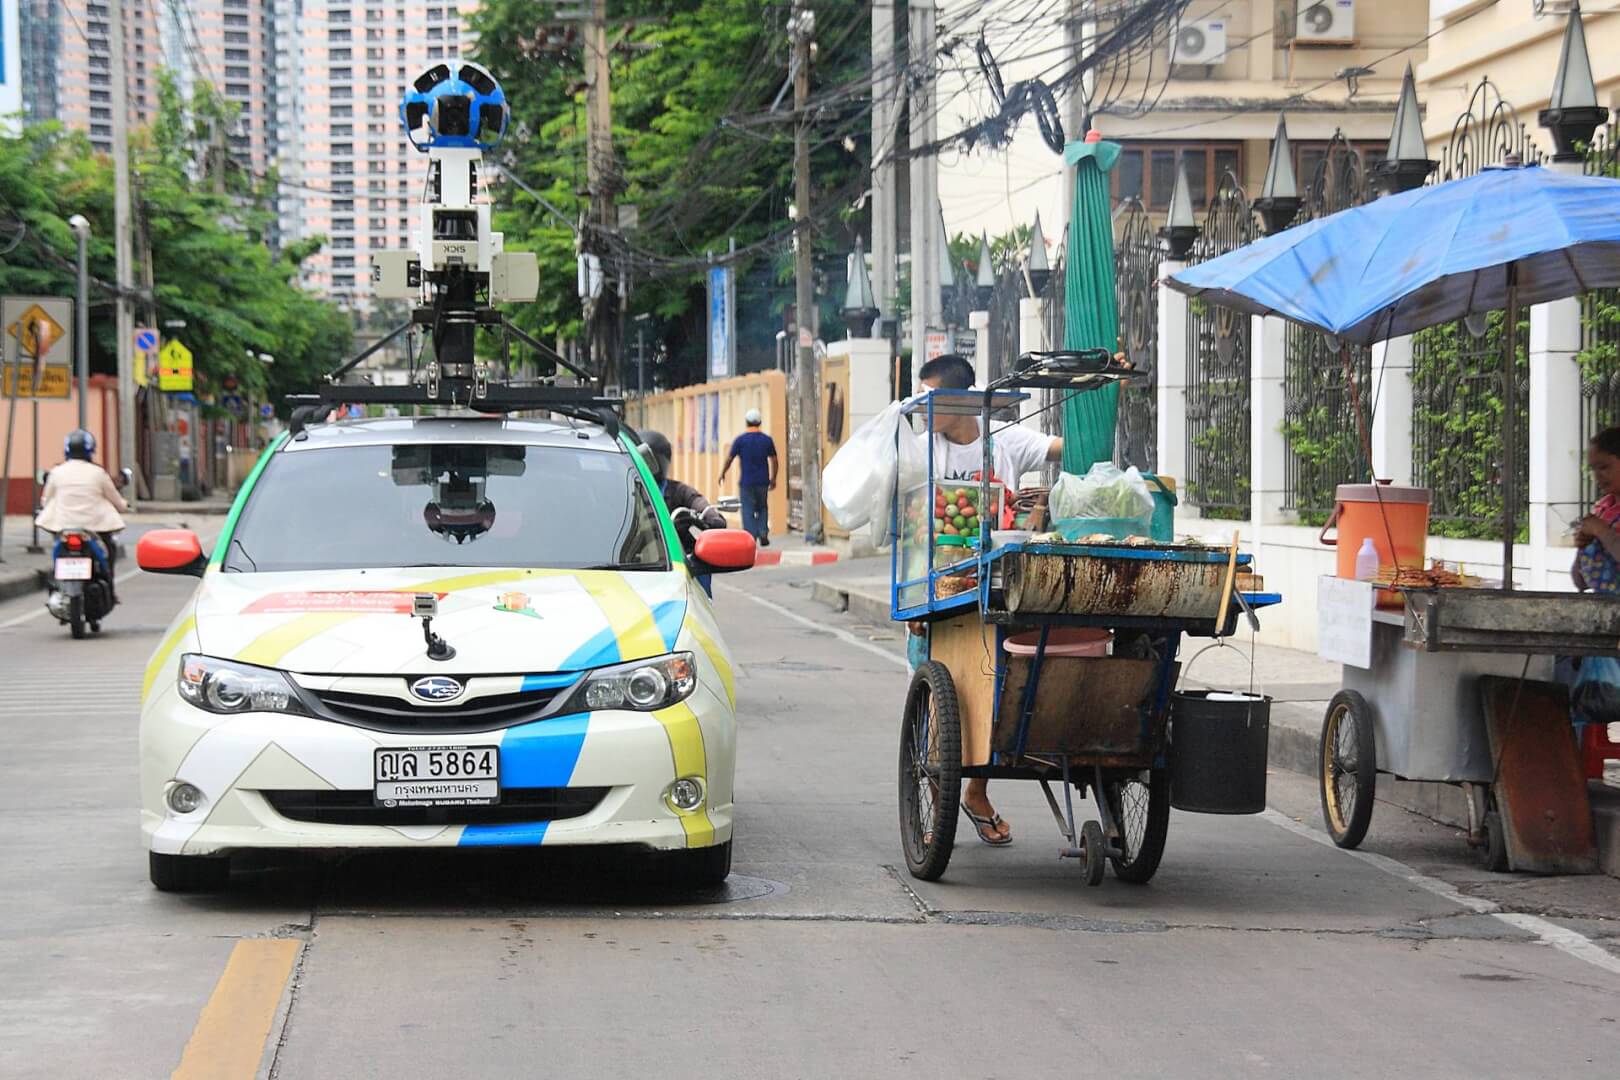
xmin=139 ymin=697 xmax=735 ymax=857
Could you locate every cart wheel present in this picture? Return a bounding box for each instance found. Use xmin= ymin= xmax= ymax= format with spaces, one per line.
xmin=899 ymin=661 xmax=961 ymax=882
xmin=1479 ymin=810 xmax=1509 ymax=872
xmin=1105 ymin=768 xmax=1171 ymax=884
xmin=1079 ymin=820 xmax=1106 ymax=887
xmin=1319 ymin=690 xmax=1376 ymax=849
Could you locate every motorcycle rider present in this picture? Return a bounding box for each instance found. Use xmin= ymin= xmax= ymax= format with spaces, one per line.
xmin=36 ymin=430 xmax=129 ymax=592
xmin=641 ymin=430 xmax=725 ymax=596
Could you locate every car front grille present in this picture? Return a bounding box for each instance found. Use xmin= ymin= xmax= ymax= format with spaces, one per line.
xmin=261 ymin=787 xmax=608 ymax=826
xmin=305 ymin=683 xmax=576 ymax=733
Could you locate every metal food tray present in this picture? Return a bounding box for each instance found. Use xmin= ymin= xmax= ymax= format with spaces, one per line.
xmin=1402 ymin=587 xmax=1620 ymax=655
xmin=995 ymin=542 xmax=1246 ymax=622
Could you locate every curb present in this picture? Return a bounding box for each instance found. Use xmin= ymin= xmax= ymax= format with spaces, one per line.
xmin=754 ymin=548 xmax=840 ymax=568
xmin=0 ymin=569 xmax=44 ymax=604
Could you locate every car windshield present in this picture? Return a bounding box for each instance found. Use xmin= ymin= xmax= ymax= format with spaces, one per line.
xmin=221 ymin=441 xmax=668 ymax=572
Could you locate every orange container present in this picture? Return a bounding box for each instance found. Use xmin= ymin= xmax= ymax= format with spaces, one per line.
xmin=1320 ymin=483 xmax=1430 ymax=607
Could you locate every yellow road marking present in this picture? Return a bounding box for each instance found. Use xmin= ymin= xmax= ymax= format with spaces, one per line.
xmin=171 ymin=938 xmax=300 ymax=1080
xmin=142 ymin=616 xmax=196 ymax=700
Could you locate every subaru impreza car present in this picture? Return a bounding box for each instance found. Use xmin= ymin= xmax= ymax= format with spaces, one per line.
xmin=135 ymin=414 xmax=753 ymax=891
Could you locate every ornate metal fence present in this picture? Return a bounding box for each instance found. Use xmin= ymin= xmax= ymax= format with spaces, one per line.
xmin=1282 ymin=134 xmax=1373 ymax=521
xmin=986 ymin=267 xmax=1023 ymax=385
xmin=1037 ymin=253 xmax=1067 ymax=438
xmin=1184 ymin=175 xmax=1255 ymax=518
xmin=1410 ymin=78 xmax=1538 ymax=539
xmin=1114 ymin=199 xmax=1158 ymax=472
xmin=1581 ymin=124 xmax=1620 ymax=503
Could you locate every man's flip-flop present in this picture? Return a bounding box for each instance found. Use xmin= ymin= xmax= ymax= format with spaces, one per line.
xmin=962 ymin=805 xmax=1012 ymax=846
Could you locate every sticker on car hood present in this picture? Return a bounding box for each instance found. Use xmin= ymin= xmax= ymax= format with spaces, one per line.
xmin=241 ymin=590 xmax=447 ymax=615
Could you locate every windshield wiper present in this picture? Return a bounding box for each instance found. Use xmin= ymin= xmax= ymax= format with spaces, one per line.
xmin=225 ymin=537 xmax=257 ymax=572
xmin=579 ymin=562 xmax=662 ymax=571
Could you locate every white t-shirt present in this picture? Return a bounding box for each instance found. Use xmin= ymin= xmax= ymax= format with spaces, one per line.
xmin=922 ymin=419 xmax=1051 ymax=484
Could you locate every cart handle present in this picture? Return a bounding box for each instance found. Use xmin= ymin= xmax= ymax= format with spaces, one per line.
xmin=1318 ymin=503 xmax=1342 ymax=547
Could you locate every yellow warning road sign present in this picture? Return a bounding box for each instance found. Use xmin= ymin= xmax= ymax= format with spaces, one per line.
xmin=158 ymin=339 xmax=194 ymax=392
xmin=6 ymin=303 xmax=67 ymax=360
xmin=2 ymin=364 xmax=72 ymax=399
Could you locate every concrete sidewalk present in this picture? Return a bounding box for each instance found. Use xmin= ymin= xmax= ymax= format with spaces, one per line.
xmin=805 ymin=553 xmax=1620 ymax=878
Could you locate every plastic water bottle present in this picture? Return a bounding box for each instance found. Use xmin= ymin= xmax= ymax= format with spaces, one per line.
xmin=1354 ymin=537 xmax=1380 ymax=581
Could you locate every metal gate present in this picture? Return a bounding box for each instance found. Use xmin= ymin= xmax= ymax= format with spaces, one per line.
xmin=1184 ymin=174 xmax=1255 ymax=518
xmin=1114 ymin=198 xmax=1157 ymax=471
xmin=1410 ymin=78 xmax=1538 ymax=538
xmin=1282 ymin=133 xmax=1373 ymax=521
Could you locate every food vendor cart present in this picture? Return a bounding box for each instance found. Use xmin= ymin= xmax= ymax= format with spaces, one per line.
xmin=892 ymin=351 xmax=1282 ymax=887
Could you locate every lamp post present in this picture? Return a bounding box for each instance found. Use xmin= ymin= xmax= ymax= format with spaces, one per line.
xmin=1539 ymin=0 xmax=1608 ymax=162
xmin=67 ymin=215 xmax=91 ymax=430
xmin=1254 ymin=115 xmax=1302 ymax=235
xmin=1157 ymin=159 xmax=1200 ymax=259
xmin=1025 ymin=211 xmax=1051 ymax=296
xmin=842 ymin=237 xmax=881 ymax=337
xmin=1374 ymin=64 xmax=1438 ymax=195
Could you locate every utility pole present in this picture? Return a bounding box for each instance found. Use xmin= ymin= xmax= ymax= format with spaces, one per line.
xmin=907 ymin=0 xmax=940 ymax=385
xmin=108 ymin=0 xmax=138 ymax=506
xmin=583 ymin=0 xmax=618 ymax=388
xmin=792 ymin=5 xmax=822 ymax=545
xmin=211 ymin=117 xmax=227 ymax=196
xmin=870 ymin=0 xmax=898 ymax=341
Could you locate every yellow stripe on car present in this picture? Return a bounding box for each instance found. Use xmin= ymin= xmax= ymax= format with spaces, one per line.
xmin=687 ymin=616 xmax=735 ymax=710
xmin=653 ymin=700 xmax=716 ymax=847
xmin=142 ymin=615 xmax=196 ymax=700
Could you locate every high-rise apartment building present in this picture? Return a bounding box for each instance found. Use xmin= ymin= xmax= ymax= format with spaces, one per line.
xmin=18 ymin=0 xmax=478 ymax=311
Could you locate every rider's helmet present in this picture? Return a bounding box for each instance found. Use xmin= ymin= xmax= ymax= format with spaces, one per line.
xmin=64 ymin=430 xmax=96 ymax=461
xmin=640 ymin=430 xmax=672 ymax=482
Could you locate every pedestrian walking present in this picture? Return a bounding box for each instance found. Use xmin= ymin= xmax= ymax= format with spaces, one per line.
xmin=720 ymin=408 xmax=778 ymax=546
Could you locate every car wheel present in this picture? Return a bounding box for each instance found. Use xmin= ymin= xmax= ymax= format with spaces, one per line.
xmin=668 ymin=840 xmax=732 ymax=887
xmin=149 ymin=851 xmax=231 ymax=893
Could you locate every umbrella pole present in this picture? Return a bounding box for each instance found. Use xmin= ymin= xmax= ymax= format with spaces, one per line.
xmin=1501 ymin=275 xmax=1519 ymax=591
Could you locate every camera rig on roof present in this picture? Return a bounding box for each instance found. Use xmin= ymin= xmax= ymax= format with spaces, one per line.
xmin=308 ymin=62 xmax=605 ymax=419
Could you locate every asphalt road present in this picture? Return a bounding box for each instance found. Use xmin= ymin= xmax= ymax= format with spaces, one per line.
xmin=1 ymin=551 xmax=1618 ymax=1078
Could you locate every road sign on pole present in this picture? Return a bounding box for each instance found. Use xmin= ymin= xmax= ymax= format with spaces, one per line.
xmin=158 ymin=339 xmax=193 ymax=392
xmin=133 ymin=327 xmax=158 ymax=388
xmin=2 ymin=296 xmax=74 ymax=399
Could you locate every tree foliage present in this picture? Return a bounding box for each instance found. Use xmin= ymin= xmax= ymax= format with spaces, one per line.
xmin=471 ymin=0 xmax=871 ymax=387
xmin=0 ymin=74 xmax=350 ymax=411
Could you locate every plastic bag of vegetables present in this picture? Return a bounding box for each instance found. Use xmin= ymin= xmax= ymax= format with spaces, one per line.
xmin=1049 ymin=463 xmax=1154 ymax=539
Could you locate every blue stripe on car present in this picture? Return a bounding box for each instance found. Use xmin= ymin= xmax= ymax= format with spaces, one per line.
xmin=457 ymin=714 xmax=593 ymax=847
xmin=651 ymin=599 xmax=686 ymax=651
xmin=458 ymin=821 xmax=550 ymax=846
xmin=520 ymin=672 xmax=579 ymax=692
xmin=561 ymin=625 xmax=620 ymax=670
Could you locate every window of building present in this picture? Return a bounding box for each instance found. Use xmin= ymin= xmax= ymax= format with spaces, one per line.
xmin=368 ymin=8 xmax=383 ymax=21
xmin=427 ymin=26 xmax=442 ymax=39
xmin=447 ymin=44 xmax=459 ymax=56
xmin=225 ymin=65 xmax=250 ymax=79
xmin=225 ymin=48 xmax=250 ymax=61
xmin=226 ymin=31 xmax=249 ymax=44
xmin=334 ymin=217 xmax=355 ymax=231
xmin=367 ymin=47 xmax=383 ymax=58
xmin=447 ymin=26 xmax=458 ymax=39
xmin=368 ymin=142 xmax=386 ymax=156
xmin=334 ymin=199 xmax=355 ymax=211
xmin=427 ymin=46 xmax=443 ymax=58
xmin=368 ymin=65 xmax=385 ymax=79
xmin=91 ymin=107 xmax=111 ymax=120
xmin=368 ymin=104 xmax=387 ymax=117
xmin=89 ymin=55 xmax=109 ymax=70
xmin=226 ymin=83 xmax=249 ymax=96
xmin=334 ymin=238 xmax=354 ymax=250
xmin=333 ymin=162 xmax=354 ymax=176
xmin=225 ymin=13 xmax=248 ymax=27
xmin=89 ymin=72 xmax=110 ymax=85
xmin=1112 ymin=141 xmax=1242 ymax=210
xmin=333 ymin=142 xmax=353 ymax=156
xmin=334 ymin=274 xmax=355 ymax=287
xmin=368 ymin=160 xmax=386 ymax=174
xmin=428 ymin=7 xmax=443 ymax=18
xmin=334 ymin=181 xmax=354 ymax=194
xmin=332 ymin=67 xmax=352 ymax=80
xmin=367 ymin=27 xmax=383 ymax=41
xmin=333 ymin=104 xmax=353 ymax=118
xmin=333 ymin=123 xmax=353 ymax=136
xmin=330 ymin=29 xmax=352 ymax=44
xmin=332 ymin=48 xmax=351 ymax=61
xmin=91 ymin=124 xmax=112 ymax=138
xmin=331 ymin=10 xmax=351 ymax=25
xmin=369 ymin=180 xmax=387 ymax=193
xmin=1294 ymin=141 xmax=1387 ymax=189
xmin=370 ymin=217 xmax=387 ymax=230
xmin=90 ymin=90 xmax=110 ymax=103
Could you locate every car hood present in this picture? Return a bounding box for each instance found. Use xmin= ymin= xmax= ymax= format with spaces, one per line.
xmin=192 ymin=566 xmax=691 ymax=675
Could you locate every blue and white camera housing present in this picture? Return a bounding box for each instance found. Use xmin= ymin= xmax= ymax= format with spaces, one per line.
xmin=371 ymin=63 xmax=538 ymax=386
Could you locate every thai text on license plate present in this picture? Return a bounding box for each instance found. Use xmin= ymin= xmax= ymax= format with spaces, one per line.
xmin=374 ymin=746 xmax=499 ymax=806
xmin=54 ymin=558 xmax=92 ymax=581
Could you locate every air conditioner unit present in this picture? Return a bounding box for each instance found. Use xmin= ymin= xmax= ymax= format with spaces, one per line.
xmin=1171 ymin=19 xmax=1228 ymax=65
xmin=1296 ymin=0 xmax=1355 ymax=43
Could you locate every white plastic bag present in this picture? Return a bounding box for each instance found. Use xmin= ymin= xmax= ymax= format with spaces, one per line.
xmin=822 ymin=401 xmax=927 ymax=547
xmin=1049 ymin=463 xmax=1154 ymax=526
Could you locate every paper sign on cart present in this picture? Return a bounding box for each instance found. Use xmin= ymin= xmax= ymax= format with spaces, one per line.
xmin=1317 ymin=575 xmax=1374 ymax=669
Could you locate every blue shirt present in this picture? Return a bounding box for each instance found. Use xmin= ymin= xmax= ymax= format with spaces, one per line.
xmin=730 ymin=430 xmax=776 ymax=488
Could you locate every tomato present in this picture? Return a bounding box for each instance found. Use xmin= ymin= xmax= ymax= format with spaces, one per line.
xmin=942 ymin=523 xmax=958 ymax=535
xmin=962 ymin=504 xmax=976 ymax=518
xmin=953 ymin=488 xmax=968 ymax=503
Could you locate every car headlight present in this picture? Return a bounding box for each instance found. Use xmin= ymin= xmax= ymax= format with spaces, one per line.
xmin=178 ymin=654 xmax=310 ymax=716
xmin=565 ymin=653 xmax=696 ymax=713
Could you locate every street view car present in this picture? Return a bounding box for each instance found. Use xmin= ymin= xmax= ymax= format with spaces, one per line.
xmin=135 ymin=415 xmax=753 ymax=892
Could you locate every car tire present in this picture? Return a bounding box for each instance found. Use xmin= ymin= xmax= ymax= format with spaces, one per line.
xmin=149 ymin=851 xmax=231 ymax=893
xmin=668 ymin=840 xmax=732 ymax=887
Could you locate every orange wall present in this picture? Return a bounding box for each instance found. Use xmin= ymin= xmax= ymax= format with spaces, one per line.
xmin=626 ymin=372 xmax=789 ymax=536
xmin=1 ymin=377 xmax=121 ymax=511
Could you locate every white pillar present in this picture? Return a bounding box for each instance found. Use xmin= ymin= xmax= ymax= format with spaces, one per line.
xmin=1529 ymin=294 xmax=1584 ymax=589
xmin=870 ymin=1 xmax=899 ymax=327
xmin=907 ymin=0 xmax=941 ymax=383
xmin=1370 ymin=336 xmax=1414 ymax=485
xmin=1156 ymin=259 xmax=1189 ymax=490
xmin=968 ymin=309 xmax=991 ymax=386
xmin=828 ymin=337 xmax=894 ymax=431
xmin=1251 ymin=314 xmax=1290 ymax=526
xmin=1018 ymin=296 xmax=1049 ymax=433
xmin=1528 ymin=158 xmax=1587 ymax=589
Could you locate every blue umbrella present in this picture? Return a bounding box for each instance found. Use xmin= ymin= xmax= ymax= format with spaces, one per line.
xmin=1168 ymin=164 xmax=1620 ymax=345
xmin=1168 ymin=163 xmax=1620 ymax=587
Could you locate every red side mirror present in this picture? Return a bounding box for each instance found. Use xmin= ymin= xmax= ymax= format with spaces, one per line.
xmin=138 ymin=529 xmax=207 ymax=577
xmin=692 ymin=528 xmax=756 ymax=573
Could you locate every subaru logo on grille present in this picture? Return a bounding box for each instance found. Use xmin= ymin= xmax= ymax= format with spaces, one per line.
xmin=410 ymin=676 xmax=464 ymax=703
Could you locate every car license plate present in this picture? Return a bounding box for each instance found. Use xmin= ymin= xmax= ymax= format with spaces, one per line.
xmin=374 ymin=746 xmax=499 ymax=806
xmin=54 ymin=557 xmax=92 ymax=581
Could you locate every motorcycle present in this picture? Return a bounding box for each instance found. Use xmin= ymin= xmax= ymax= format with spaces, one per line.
xmin=42 ymin=467 xmax=132 ymax=640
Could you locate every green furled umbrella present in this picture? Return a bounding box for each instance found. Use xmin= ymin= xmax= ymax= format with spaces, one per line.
xmin=1059 ymin=135 xmax=1121 ymax=474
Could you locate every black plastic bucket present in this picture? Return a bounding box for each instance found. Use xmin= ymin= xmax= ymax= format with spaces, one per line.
xmin=1169 ymin=690 xmax=1271 ymax=814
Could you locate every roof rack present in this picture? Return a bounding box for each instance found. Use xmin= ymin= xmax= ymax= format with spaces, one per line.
xmin=285 ymin=381 xmax=626 ymax=439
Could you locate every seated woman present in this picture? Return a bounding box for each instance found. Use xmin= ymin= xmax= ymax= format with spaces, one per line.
xmin=1572 ymin=427 xmax=1620 ymax=595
